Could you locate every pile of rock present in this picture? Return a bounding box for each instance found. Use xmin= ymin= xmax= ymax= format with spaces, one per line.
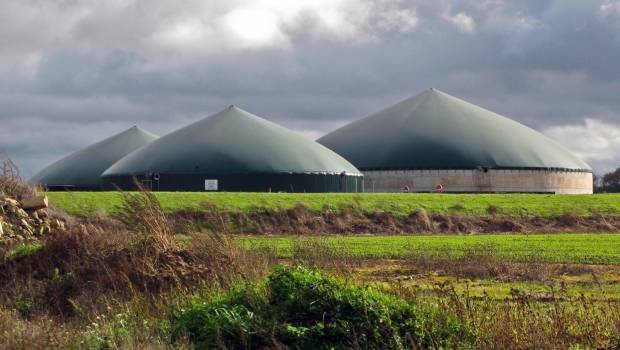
xmin=0 ymin=194 xmax=64 ymax=243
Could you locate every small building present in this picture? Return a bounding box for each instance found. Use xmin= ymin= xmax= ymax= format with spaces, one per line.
xmin=318 ymin=89 xmax=592 ymax=194
xmin=29 ymin=126 xmax=158 ymax=190
xmin=102 ymin=106 xmax=363 ymax=192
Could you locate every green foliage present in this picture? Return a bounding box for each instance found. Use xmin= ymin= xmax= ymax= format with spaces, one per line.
xmin=14 ymin=298 xmax=36 ymax=317
xmin=171 ymin=266 xmax=467 ymax=349
xmin=3 ymin=242 xmax=43 ymax=262
xmin=171 ymin=290 xmax=264 ymax=349
xmin=79 ymin=313 xmax=136 ymax=349
xmin=601 ymin=168 xmax=620 ymax=192
xmin=240 ymin=234 xmax=620 ymax=264
xmin=48 ymin=192 xmax=620 ymax=218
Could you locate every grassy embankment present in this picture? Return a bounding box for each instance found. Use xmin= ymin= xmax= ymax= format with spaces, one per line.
xmin=48 ymin=191 xmax=620 ymax=217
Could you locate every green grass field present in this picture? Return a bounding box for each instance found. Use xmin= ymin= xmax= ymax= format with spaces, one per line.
xmin=238 ymin=233 xmax=620 ymax=264
xmin=47 ymin=192 xmax=620 ymax=217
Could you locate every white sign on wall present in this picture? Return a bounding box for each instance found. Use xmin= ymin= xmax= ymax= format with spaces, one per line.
xmin=205 ymin=179 xmax=218 ymax=191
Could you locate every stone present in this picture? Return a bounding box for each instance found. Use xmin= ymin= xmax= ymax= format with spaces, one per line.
xmin=16 ymin=208 xmax=29 ymax=218
xmin=38 ymin=224 xmax=51 ymax=236
xmin=36 ymin=209 xmax=48 ymax=219
xmin=20 ymin=195 xmax=48 ymax=211
xmin=20 ymin=218 xmax=30 ymax=228
xmin=2 ymin=198 xmax=19 ymax=207
xmin=53 ymin=219 xmax=65 ymax=231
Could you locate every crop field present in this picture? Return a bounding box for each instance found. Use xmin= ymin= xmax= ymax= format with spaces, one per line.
xmin=3 ymin=186 xmax=620 ymax=348
xmin=239 ymin=233 xmax=620 ymax=264
xmin=357 ymin=260 xmax=620 ymax=300
xmin=48 ymin=191 xmax=620 ymax=217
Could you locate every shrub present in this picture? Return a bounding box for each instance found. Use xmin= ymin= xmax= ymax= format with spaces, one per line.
xmin=171 ymin=266 xmax=467 ymax=349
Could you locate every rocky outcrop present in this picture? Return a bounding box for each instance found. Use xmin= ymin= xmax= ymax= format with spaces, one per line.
xmin=0 ymin=195 xmax=64 ymax=243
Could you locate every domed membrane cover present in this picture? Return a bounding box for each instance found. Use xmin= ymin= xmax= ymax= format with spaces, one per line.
xmin=103 ymin=106 xmax=362 ymax=177
xmin=318 ymin=89 xmax=591 ymax=171
xmin=30 ymin=126 xmax=158 ymax=189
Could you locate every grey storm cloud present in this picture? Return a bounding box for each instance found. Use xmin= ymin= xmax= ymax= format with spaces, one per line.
xmin=1 ymin=0 xmax=620 ymax=177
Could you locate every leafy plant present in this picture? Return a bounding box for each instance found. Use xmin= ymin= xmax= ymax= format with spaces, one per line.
xmin=171 ymin=265 xmax=468 ymax=349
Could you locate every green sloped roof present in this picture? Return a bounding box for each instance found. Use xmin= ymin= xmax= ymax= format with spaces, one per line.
xmin=102 ymin=106 xmax=361 ymax=176
xmin=318 ymin=89 xmax=591 ymax=171
xmin=30 ymin=126 xmax=158 ymax=188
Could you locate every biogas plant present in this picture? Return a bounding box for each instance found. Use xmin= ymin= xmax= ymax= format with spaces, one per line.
xmin=319 ymin=89 xmax=592 ymax=194
xmin=30 ymin=89 xmax=593 ymax=194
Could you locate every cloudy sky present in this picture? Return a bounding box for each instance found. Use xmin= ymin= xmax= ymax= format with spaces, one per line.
xmin=2 ymin=0 xmax=620 ymax=177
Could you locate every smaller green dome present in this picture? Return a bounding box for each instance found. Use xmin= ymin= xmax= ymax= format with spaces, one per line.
xmin=30 ymin=126 xmax=158 ymax=189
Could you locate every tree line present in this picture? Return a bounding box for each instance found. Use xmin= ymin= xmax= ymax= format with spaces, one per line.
xmin=595 ymin=168 xmax=620 ymax=193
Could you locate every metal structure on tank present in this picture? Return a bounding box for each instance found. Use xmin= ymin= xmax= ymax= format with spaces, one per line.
xmin=318 ymin=89 xmax=592 ymax=194
xmin=102 ymin=106 xmax=363 ymax=192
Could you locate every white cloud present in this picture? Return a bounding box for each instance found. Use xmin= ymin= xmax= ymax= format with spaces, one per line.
xmin=0 ymin=0 xmax=420 ymax=71
xmin=544 ymin=118 xmax=620 ymax=173
xmin=449 ymin=13 xmax=476 ymax=32
xmin=223 ymin=8 xmax=290 ymax=49
xmin=370 ymin=4 xmax=419 ymax=34
xmin=441 ymin=3 xmax=476 ymax=33
xmin=601 ymin=0 xmax=620 ymax=16
xmin=213 ymin=0 xmax=419 ymax=46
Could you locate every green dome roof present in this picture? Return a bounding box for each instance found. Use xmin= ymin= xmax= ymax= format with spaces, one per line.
xmin=318 ymin=89 xmax=591 ymax=171
xmin=102 ymin=106 xmax=361 ymax=177
xmin=30 ymin=126 xmax=158 ymax=188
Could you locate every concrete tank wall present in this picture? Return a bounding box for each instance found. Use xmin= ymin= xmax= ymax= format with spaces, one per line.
xmin=363 ymin=169 xmax=593 ymax=194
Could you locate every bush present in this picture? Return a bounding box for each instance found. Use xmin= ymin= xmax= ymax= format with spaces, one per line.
xmin=171 ymin=266 xmax=467 ymax=349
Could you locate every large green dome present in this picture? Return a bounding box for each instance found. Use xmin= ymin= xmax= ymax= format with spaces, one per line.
xmin=318 ymin=89 xmax=591 ymax=172
xmin=104 ymin=106 xmax=360 ymax=176
xmin=102 ymin=106 xmax=362 ymax=192
xmin=29 ymin=126 xmax=158 ymax=190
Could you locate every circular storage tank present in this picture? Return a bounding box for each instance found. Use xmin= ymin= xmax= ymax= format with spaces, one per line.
xmin=318 ymin=89 xmax=592 ymax=194
xmin=102 ymin=106 xmax=363 ymax=192
xmin=30 ymin=126 xmax=158 ymax=191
